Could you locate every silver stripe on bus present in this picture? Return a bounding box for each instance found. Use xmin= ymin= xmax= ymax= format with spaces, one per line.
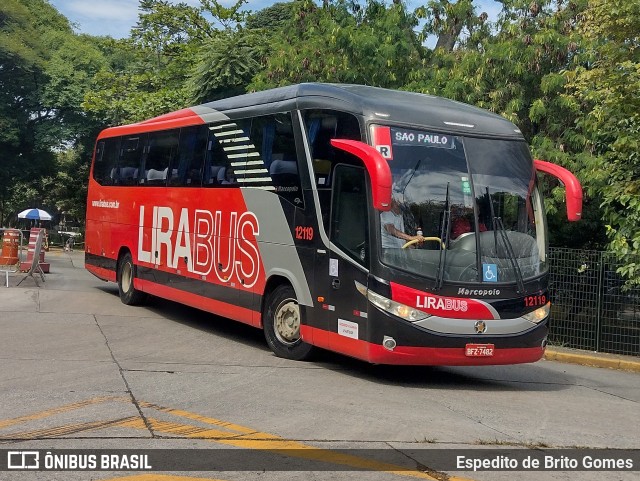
xmin=228 ymin=152 xmax=259 ymax=159
xmin=214 ymin=129 xmax=245 ymax=137
xmin=234 ymin=168 xmax=269 ymax=175
xmin=243 ymin=185 xmax=276 ymax=191
xmin=443 ymin=121 xmax=475 ymax=128
xmin=209 ymin=123 xmax=237 ymax=130
xmin=231 ymin=160 xmax=263 ymax=167
xmin=413 ymin=315 xmax=532 ymax=335
xmin=223 ymin=144 xmax=256 ymax=152
xmin=237 ymin=177 xmax=273 ymax=183
xmin=219 ymin=136 xmax=250 ymax=143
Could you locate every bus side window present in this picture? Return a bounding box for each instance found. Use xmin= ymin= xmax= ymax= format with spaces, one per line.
xmin=93 ymin=139 xmax=119 ymax=186
xmin=305 ymin=110 xmax=362 ymax=185
xmin=304 ymin=109 xmax=362 ymax=233
xmin=117 ymin=135 xmax=145 ymax=185
xmin=169 ymin=125 xmax=208 ymax=187
xmin=144 ymin=130 xmax=179 ymax=186
xmin=203 ymin=121 xmax=247 ymax=187
xmin=250 ymin=113 xmax=302 ymax=206
xmin=93 ymin=139 xmax=107 ymax=185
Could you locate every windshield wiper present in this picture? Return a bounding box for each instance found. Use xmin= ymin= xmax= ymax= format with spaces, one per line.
xmin=486 ymin=187 xmax=525 ymax=293
xmin=435 ymin=182 xmax=451 ymax=290
xmin=486 ymin=187 xmax=499 ymax=251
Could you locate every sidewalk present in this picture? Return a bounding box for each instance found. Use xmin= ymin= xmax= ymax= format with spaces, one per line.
xmin=2 ymin=248 xmax=639 ymax=372
xmin=1 ymin=247 xmax=89 ymax=289
xmin=544 ymin=345 xmax=640 ymax=373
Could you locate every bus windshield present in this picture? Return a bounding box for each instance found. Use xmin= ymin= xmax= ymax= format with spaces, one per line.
xmin=376 ymin=126 xmax=546 ymax=285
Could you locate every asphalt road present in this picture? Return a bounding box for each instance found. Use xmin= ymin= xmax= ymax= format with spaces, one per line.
xmin=0 ymin=250 xmax=638 ymax=481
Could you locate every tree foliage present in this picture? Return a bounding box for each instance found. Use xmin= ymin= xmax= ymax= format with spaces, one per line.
xmin=565 ymin=0 xmax=640 ymax=281
xmin=0 ymin=0 xmax=105 ymax=225
xmin=250 ymin=0 xmax=422 ymax=89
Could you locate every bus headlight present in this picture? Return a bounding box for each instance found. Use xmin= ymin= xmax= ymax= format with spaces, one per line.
xmin=522 ymin=302 xmax=551 ymax=324
xmin=355 ymin=281 xmax=430 ymax=322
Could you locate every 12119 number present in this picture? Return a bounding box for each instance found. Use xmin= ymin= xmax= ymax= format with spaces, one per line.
xmin=524 ymin=295 xmax=546 ymax=307
xmin=295 ymin=226 xmax=314 ymax=241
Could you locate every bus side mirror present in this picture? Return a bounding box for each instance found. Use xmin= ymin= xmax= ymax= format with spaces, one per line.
xmin=534 ymin=159 xmax=583 ymax=222
xmin=330 ymin=139 xmax=392 ymax=211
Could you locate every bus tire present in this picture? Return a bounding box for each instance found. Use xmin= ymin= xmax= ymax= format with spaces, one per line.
xmin=117 ymin=252 xmax=146 ymax=306
xmin=263 ymin=284 xmax=314 ymax=361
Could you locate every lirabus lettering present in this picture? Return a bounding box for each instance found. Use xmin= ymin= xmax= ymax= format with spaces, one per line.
xmin=137 ymin=205 xmax=260 ymax=288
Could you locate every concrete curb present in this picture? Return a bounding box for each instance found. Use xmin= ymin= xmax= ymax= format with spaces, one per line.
xmin=544 ymin=347 xmax=640 ymax=373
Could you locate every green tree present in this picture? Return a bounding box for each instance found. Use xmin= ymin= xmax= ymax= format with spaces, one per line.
xmin=250 ymin=0 xmax=423 ymax=90
xmin=189 ymin=30 xmax=264 ymax=102
xmin=188 ymin=0 xmax=266 ymax=103
xmin=84 ymin=1 xmax=255 ymax=123
xmin=415 ymin=0 xmax=483 ymax=54
xmin=0 ymin=0 xmax=105 ymax=225
xmin=83 ymin=0 xmax=212 ymax=124
xmin=246 ymin=1 xmax=294 ymax=30
xmin=565 ymin=0 xmax=640 ymax=281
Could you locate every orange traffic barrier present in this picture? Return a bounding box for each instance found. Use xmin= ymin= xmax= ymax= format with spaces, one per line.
xmin=0 ymin=230 xmax=20 ymax=266
xmin=20 ymin=228 xmax=49 ymax=273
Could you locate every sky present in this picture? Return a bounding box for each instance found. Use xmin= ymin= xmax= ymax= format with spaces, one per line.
xmin=50 ymin=0 xmax=503 ymax=39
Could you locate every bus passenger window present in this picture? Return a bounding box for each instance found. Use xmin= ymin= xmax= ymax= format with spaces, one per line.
xmin=305 ymin=110 xmax=362 ymax=186
xmin=117 ymin=135 xmax=145 ymax=185
xmin=169 ymin=125 xmax=208 ymax=187
xmin=204 ymin=120 xmax=250 ymax=187
xmin=144 ymin=130 xmax=179 ymax=186
xmin=304 ymin=109 xmax=362 ymax=233
xmin=250 ymin=114 xmax=303 ymax=206
xmin=202 ymin=132 xmax=224 ymax=187
xmin=93 ymin=138 xmax=119 ymax=186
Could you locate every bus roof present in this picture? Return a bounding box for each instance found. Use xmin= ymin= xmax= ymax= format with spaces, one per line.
xmin=204 ymin=83 xmax=523 ymax=138
xmin=100 ymin=83 xmax=524 ymax=139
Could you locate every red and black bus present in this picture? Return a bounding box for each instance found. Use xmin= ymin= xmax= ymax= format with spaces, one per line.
xmin=85 ymin=83 xmax=582 ymax=365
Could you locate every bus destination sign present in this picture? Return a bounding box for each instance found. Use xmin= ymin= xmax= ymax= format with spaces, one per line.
xmin=391 ymin=128 xmax=455 ymax=149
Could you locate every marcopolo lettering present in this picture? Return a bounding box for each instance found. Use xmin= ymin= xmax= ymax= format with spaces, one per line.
xmin=137 ymin=205 xmax=260 ymax=288
xmin=458 ymin=287 xmax=501 ymax=296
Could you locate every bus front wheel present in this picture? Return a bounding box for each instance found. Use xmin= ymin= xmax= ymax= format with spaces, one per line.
xmin=117 ymin=252 xmax=146 ymax=306
xmin=263 ymin=284 xmax=314 ymax=361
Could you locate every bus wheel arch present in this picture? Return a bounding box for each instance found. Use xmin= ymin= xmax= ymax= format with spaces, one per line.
xmin=262 ymin=279 xmax=314 ymax=361
xmin=116 ymin=249 xmax=146 ymax=306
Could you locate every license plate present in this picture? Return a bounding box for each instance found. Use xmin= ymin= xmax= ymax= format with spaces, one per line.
xmin=465 ymin=343 xmax=495 ymax=357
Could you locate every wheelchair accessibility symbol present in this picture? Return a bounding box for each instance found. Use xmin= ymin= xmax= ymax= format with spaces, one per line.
xmin=483 ymin=264 xmax=498 ymax=282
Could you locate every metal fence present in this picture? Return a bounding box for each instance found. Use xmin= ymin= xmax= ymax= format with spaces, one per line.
xmin=548 ymin=248 xmax=640 ymax=358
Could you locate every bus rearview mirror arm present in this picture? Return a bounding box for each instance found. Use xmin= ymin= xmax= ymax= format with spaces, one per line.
xmin=330 ymin=139 xmax=392 ymax=211
xmin=534 ymin=159 xmax=583 ymax=222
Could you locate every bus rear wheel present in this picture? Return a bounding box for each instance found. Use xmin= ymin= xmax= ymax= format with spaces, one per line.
xmin=117 ymin=252 xmax=146 ymax=306
xmin=263 ymin=284 xmax=314 ymax=361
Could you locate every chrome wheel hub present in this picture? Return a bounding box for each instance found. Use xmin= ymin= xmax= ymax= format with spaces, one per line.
xmin=274 ymin=298 xmax=300 ymax=345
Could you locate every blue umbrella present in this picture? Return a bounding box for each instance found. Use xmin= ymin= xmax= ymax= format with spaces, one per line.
xmin=17 ymin=208 xmax=52 ymax=221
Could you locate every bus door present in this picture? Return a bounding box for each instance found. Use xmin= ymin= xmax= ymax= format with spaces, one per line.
xmin=314 ymin=164 xmax=370 ymax=357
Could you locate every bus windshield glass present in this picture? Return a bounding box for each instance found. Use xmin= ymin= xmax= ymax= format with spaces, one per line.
xmin=375 ymin=125 xmax=546 ymax=285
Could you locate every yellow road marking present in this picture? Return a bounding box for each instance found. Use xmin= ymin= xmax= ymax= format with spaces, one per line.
xmin=121 ymin=417 xmax=452 ymax=480
xmin=0 ymin=417 xmax=138 ymax=440
xmin=0 ymin=396 xmax=125 ymax=430
xmin=137 ymin=402 xmax=256 ymax=435
xmin=0 ymin=399 xmax=476 ymax=481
